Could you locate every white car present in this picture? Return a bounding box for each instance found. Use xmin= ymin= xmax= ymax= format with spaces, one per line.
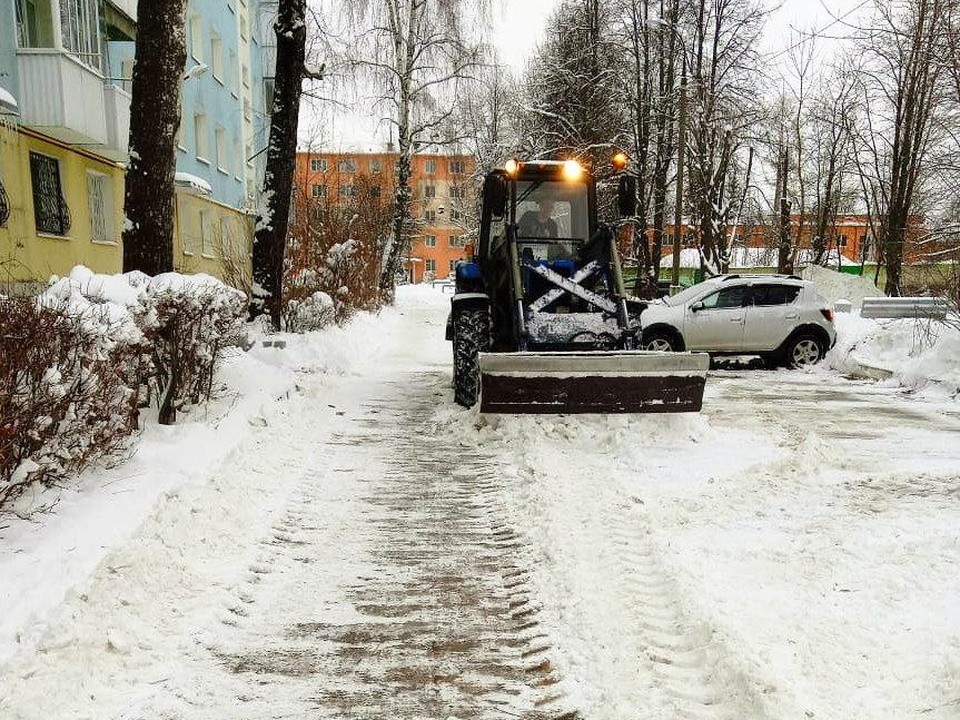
xmin=639 ymin=275 xmax=837 ymax=367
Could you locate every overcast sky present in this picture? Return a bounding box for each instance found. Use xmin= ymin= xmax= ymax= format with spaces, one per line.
xmin=309 ymin=0 xmax=867 ymax=150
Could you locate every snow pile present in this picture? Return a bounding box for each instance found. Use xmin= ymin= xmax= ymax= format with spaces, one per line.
xmin=801 ymin=264 xmax=880 ymax=307
xmin=826 ymin=311 xmax=960 ymax=394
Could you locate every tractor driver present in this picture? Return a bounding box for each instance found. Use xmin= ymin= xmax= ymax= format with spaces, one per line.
xmin=518 ymin=199 xmax=558 ymax=238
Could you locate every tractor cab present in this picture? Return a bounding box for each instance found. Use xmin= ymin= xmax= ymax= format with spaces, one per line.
xmin=449 ymin=156 xmax=709 ymax=413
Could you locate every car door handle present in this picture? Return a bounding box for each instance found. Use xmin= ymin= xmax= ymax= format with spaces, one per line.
xmin=730 ymin=316 xmax=744 ymax=322
xmin=785 ymin=313 xmax=799 ymax=319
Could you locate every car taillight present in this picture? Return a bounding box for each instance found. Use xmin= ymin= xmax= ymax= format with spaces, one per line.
xmin=820 ymin=309 xmax=834 ymax=323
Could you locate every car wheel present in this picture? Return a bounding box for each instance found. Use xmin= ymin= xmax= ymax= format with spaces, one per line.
xmin=643 ymin=332 xmax=678 ymax=352
xmin=785 ymin=334 xmax=825 ymax=368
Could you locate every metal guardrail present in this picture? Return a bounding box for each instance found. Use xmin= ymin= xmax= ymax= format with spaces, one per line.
xmin=861 ymin=296 xmax=949 ymax=319
xmin=431 ymin=279 xmax=455 ymax=293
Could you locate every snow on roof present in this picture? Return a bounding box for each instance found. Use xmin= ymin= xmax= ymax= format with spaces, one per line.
xmin=174 ymin=172 xmax=213 ymax=196
xmin=0 ymin=85 xmax=18 ymax=113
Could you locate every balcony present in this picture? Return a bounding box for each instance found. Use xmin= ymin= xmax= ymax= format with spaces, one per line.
xmin=17 ymin=49 xmax=108 ymax=146
xmin=102 ymin=83 xmax=131 ymax=161
xmin=16 ymin=48 xmax=132 ymax=158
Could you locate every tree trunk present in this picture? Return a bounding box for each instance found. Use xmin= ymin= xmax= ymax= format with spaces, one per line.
xmin=251 ymin=0 xmax=307 ymax=329
xmin=122 ymin=0 xmax=187 ymax=275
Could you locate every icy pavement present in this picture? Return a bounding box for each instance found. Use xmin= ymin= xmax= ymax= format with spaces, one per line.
xmin=1 ymin=285 xmax=959 ymax=719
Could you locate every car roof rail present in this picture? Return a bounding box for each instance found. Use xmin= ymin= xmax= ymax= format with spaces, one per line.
xmin=721 ymin=274 xmax=740 ymax=281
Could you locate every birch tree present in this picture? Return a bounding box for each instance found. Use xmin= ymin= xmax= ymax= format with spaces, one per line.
xmin=344 ymin=0 xmax=485 ymax=301
xmin=122 ymin=0 xmax=188 ymax=276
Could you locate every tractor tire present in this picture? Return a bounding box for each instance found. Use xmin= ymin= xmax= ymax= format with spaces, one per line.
xmin=784 ymin=334 xmax=826 ymax=368
xmin=453 ymin=306 xmax=491 ymax=407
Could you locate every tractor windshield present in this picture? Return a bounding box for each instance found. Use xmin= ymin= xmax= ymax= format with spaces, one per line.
xmin=515 ymin=180 xmax=589 ymax=261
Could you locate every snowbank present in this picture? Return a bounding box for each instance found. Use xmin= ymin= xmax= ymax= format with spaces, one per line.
xmin=0 ymin=281 xmax=404 ymax=666
xmin=826 ymin=311 xmax=960 ymax=395
xmin=801 ymin=264 xmax=880 ymax=307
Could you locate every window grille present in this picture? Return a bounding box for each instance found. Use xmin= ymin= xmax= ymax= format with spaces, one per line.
xmin=30 ymin=152 xmax=70 ymax=235
xmin=0 ymin=178 xmax=9 ymax=227
xmin=86 ymin=172 xmax=112 ymax=242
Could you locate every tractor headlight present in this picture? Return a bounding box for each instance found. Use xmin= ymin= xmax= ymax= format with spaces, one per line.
xmin=504 ymin=159 xmax=520 ymax=176
xmin=562 ymin=159 xmax=583 ymax=181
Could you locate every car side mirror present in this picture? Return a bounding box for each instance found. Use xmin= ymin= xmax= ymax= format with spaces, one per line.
xmin=617 ymin=175 xmax=637 ymax=218
xmin=485 ymin=173 xmax=508 ymax=218
xmin=690 ymin=301 xmax=704 ymax=313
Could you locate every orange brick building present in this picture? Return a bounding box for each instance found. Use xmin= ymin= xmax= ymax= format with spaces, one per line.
xmin=293 ymin=150 xmax=477 ymax=283
xmin=653 ymin=214 xmax=929 ymax=267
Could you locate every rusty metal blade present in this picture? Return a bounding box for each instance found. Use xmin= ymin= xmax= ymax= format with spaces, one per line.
xmin=478 ymin=351 xmax=709 ymax=414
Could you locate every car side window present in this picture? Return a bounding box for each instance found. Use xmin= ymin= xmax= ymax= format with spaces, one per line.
xmin=699 ymin=286 xmax=745 ymax=309
xmin=751 ymin=284 xmax=801 ymax=306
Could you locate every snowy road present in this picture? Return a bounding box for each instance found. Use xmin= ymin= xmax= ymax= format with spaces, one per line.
xmin=1 ymin=286 xmax=958 ymax=720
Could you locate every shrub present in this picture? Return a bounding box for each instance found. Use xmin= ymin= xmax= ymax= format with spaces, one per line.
xmin=0 ymin=297 xmax=140 ymax=507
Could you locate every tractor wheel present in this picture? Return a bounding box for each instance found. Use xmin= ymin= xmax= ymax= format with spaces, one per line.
xmin=784 ymin=334 xmax=826 ymax=368
xmin=453 ymin=306 xmax=491 ymax=407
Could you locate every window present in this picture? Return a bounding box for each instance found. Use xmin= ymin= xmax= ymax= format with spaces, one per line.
xmin=86 ymin=171 xmax=113 ymax=243
xmin=228 ymin=49 xmax=238 ymax=94
xmin=749 ymin=284 xmax=800 ymax=307
xmin=310 ymin=158 xmax=327 ymax=173
xmin=200 ymin=210 xmax=214 ymax=257
xmin=211 ymin=34 xmax=223 ymax=82
xmin=700 ymin=286 xmax=746 ymax=310
xmin=15 ymin=0 xmax=55 ymax=48
xmin=451 ymin=208 xmax=463 ymax=223
xmin=424 ymin=185 xmax=436 ymax=198
xmin=215 ymin=127 xmax=228 ymax=172
xmin=449 ymin=159 xmax=465 ymax=174
xmin=60 ymin=0 xmax=102 ymax=69
xmin=837 ymin=234 xmax=848 ymax=247
xmin=425 ymin=259 xmax=436 ymax=272
xmin=340 ymin=185 xmax=355 ymax=197
xmin=450 ymin=259 xmax=458 ymax=272
xmin=424 ymin=209 xmax=437 ymax=223
xmin=424 ymin=159 xmax=436 ymax=174
xmin=194 ymin=114 xmax=208 ymax=160
xmin=450 ymin=186 xmax=463 ymax=199
xmin=370 ymin=159 xmax=381 ymax=174
xmin=311 ymin=184 xmax=326 ymax=198
xmin=424 ymin=235 xmax=437 ymax=247
xmin=29 ymin=152 xmax=70 ymax=236
xmin=220 ymin=217 xmax=232 ymax=256
xmin=449 ymin=234 xmax=464 ymax=247
xmin=338 ymin=159 xmax=356 ymax=173
xmin=189 ymin=15 xmax=203 ymax=61
xmin=264 ymin=78 xmax=275 ymax=112
xmin=120 ymin=58 xmax=134 ymax=93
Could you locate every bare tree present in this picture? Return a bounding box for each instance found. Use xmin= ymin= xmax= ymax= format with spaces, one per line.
xmin=685 ymin=0 xmax=768 ymax=277
xmin=122 ymin=0 xmax=188 ymax=276
xmin=853 ymin=0 xmax=952 ymax=295
xmin=344 ymin=0 xmax=485 ymax=301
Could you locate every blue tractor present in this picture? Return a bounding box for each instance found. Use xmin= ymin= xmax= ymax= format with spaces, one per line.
xmin=447 ymin=158 xmax=709 ymax=413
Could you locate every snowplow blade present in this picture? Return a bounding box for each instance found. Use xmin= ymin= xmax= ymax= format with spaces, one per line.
xmin=478 ymin=351 xmax=709 ymax=414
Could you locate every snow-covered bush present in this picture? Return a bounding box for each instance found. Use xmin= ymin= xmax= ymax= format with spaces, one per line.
xmin=283 ymin=173 xmax=389 ymax=329
xmin=281 ymin=286 xmax=335 ymax=333
xmin=144 ymin=274 xmax=247 ymax=424
xmin=0 ymin=297 xmax=141 ymax=506
xmin=0 ymin=267 xmax=249 ymax=511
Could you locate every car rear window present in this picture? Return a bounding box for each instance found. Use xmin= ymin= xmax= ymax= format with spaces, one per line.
xmin=750 ymin=284 xmax=801 ymax=306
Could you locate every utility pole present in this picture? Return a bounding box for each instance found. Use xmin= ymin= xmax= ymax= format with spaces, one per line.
xmin=671 ymin=58 xmax=687 ymax=293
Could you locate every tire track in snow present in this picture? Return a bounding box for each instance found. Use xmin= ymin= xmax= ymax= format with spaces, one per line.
xmin=218 ymin=374 xmax=580 ymax=720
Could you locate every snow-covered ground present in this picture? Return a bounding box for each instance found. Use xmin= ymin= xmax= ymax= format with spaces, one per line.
xmin=1 ymin=282 xmax=958 ymax=719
